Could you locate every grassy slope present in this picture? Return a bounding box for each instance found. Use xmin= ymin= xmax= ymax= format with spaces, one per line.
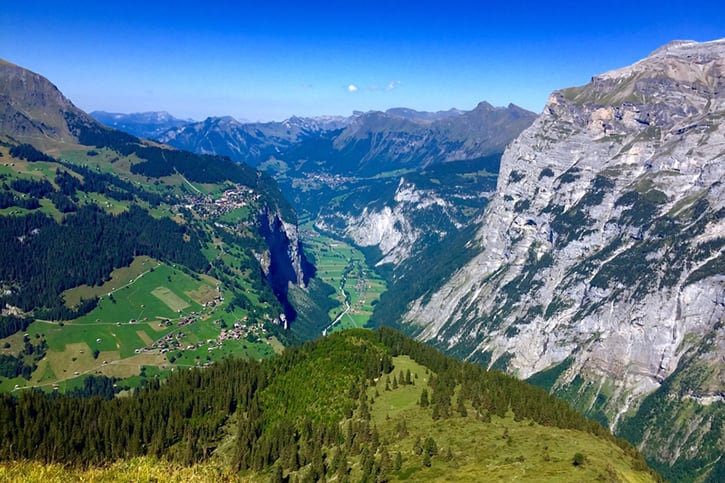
xmin=0 ymin=329 xmax=658 ymax=481
xmin=363 ymin=356 xmax=652 ymax=482
xmin=0 ymin=353 xmax=656 ymax=482
xmin=0 ymin=143 xmax=284 ymax=393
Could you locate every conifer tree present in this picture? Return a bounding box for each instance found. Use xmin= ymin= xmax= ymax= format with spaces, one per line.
xmin=413 ymin=436 xmax=423 ymax=455
xmin=456 ymin=394 xmax=467 ymax=417
xmin=419 ymin=388 xmax=429 ymax=407
xmin=394 ymin=451 xmax=403 ymax=471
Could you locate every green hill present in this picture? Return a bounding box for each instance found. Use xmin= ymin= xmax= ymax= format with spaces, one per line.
xmin=0 ymin=328 xmax=660 ymax=482
xmin=0 ymin=59 xmax=320 ymax=394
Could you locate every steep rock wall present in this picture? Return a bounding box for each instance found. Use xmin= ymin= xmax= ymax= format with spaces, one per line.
xmin=402 ymin=39 xmax=725 ymax=479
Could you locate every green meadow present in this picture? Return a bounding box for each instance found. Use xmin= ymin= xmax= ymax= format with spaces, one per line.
xmin=357 ymin=356 xmax=654 ymax=483
xmin=300 ymin=223 xmax=387 ymax=333
xmin=1 ymin=256 xmax=282 ymax=393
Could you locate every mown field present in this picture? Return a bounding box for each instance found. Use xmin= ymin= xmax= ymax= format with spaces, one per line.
xmin=0 ymin=256 xmax=282 ymax=394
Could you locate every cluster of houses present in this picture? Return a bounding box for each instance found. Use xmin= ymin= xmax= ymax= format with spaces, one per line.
xmin=215 ymin=318 xmax=268 ymax=345
xmin=149 ymin=331 xmax=188 ymax=354
xmin=132 ymin=313 xmax=273 ymax=359
xmin=304 ymin=173 xmax=352 ymax=188
xmin=176 ymin=185 xmax=261 ymax=220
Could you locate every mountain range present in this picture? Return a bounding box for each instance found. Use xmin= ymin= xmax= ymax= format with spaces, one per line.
xmin=89 ymin=110 xmax=194 ymax=140
xmin=90 ymin=39 xmax=725 ymax=482
xmin=3 ymin=38 xmax=724 ymax=482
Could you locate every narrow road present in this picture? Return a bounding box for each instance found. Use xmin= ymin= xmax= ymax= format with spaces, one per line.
xmin=322 ymin=286 xmax=350 ymax=336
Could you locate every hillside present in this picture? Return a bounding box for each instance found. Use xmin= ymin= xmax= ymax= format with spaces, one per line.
xmin=400 ymin=39 xmax=725 ymax=481
xmin=0 ymin=59 xmax=320 ymax=395
xmin=0 ymin=328 xmax=660 ymax=482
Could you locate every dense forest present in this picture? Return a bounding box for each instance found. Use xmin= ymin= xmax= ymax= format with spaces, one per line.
xmin=0 ymin=328 xmax=661 ymax=482
xmin=0 ymin=205 xmax=208 ymax=317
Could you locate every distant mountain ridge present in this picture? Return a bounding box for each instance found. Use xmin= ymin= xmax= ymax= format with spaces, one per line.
xmin=90 ymin=110 xmax=193 ymax=140
xmin=141 ymin=102 xmax=536 ymax=176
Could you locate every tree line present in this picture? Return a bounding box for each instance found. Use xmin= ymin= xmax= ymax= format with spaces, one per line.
xmin=0 ymin=328 xmax=661 ymax=482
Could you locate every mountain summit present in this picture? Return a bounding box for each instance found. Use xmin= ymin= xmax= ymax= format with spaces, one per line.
xmin=402 ymin=39 xmax=725 ymax=480
xmin=0 ymin=59 xmax=96 ymax=148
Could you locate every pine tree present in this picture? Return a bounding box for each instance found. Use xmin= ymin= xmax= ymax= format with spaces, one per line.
xmin=456 ymin=394 xmax=467 ymax=417
xmin=413 ymin=436 xmax=423 ymax=455
xmin=379 ymin=445 xmax=392 ymax=475
xmin=394 ymin=451 xmax=403 ymax=471
xmin=424 ymin=437 xmax=438 ymax=457
xmin=270 ymin=465 xmax=283 ymax=483
xmin=419 ymin=389 xmax=429 ymax=407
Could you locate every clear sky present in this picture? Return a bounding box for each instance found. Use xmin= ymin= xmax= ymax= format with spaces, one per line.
xmin=2 ymin=1 xmax=724 ymax=121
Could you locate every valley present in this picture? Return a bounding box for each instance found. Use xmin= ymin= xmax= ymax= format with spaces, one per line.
xmin=0 ymin=37 xmax=723 ymax=482
xmin=299 ymin=221 xmax=387 ymax=335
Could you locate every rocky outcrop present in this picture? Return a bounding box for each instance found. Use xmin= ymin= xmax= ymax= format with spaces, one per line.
xmin=259 ymin=207 xmax=310 ymax=289
xmin=317 ymin=178 xmax=457 ymax=266
xmin=402 ymin=39 xmax=725 ymax=479
xmin=258 ymin=207 xmax=313 ymax=315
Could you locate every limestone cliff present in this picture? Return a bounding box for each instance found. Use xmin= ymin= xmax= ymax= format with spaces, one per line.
xmin=258 ymin=207 xmax=313 ymax=318
xmin=316 ymin=177 xmax=464 ymax=266
xmin=402 ymin=39 xmax=725 ymax=480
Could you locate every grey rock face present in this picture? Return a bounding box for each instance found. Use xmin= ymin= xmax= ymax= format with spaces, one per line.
xmin=317 ymin=178 xmax=459 ymax=266
xmin=259 ymin=206 xmax=310 ymax=289
xmin=402 ymin=39 xmax=725 ymax=474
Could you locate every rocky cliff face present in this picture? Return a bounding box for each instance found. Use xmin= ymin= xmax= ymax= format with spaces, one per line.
xmin=316 ymin=177 xmax=462 ymax=266
xmin=258 ymin=207 xmax=314 ymax=322
xmin=402 ymin=40 xmax=725 ymax=479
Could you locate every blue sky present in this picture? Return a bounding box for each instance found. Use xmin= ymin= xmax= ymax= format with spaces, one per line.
xmin=3 ymin=1 xmax=724 ymax=121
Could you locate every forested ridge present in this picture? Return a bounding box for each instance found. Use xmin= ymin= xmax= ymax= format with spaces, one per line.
xmin=63 ymin=111 xmax=295 ymax=221
xmin=0 ymin=328 xmax=660 ymax=482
